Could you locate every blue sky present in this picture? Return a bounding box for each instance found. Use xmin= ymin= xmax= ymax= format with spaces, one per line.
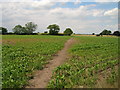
xmin=53 ymin=2 xmax=118 ymax=10
xmin=0 ymin=0 xmax=118 ymax=34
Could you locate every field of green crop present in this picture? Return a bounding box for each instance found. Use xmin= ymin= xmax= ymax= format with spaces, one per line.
xmin=48 ymin=36 xmax=119 ymax=88
xmin=2 ymin=35 xmax=70 ymax=88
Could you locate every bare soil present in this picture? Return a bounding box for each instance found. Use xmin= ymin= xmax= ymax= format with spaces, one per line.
xmin=25 ymin=38 xmax=76 ymax=88
xmin=95 ymin=65 xmax=118 ymax=88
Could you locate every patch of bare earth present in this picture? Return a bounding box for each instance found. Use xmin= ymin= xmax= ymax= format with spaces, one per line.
xmin=95 ymin=65 xmax=118 ymax=88
xmin=25 ymin=38 xmax=77 ymax=88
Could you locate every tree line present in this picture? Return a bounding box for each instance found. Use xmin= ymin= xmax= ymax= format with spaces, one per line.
xmin=95 ymin=29 xmax=120 ymax=36
xmin=0 ymin=22 xmax=73 ymax=36
xmin=0 ymin=22 xmax=120 ymax=36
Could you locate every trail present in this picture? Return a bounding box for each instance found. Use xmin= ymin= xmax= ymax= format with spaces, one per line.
xmin=26 ymin=38 xmax=76 ymax=88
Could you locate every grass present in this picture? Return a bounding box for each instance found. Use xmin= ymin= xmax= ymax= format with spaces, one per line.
xmin=2 ymin=35 xmax=70 ymax=88
xmin=48 ymin=36 xmax=119 ymax=88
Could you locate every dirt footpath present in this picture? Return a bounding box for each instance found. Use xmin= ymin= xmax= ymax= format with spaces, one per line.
xmin=26 ymin=38 xmax=76 ymax=88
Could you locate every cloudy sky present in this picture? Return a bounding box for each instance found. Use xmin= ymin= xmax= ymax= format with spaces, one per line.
xmin=0 ymin=0 xmax=118 ymax=34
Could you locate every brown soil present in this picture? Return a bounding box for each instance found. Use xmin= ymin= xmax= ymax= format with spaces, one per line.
xmin=25 ymin=38 xmax=76 ymax=88
xmin=95 ymin=65 xmax=118 ymax=88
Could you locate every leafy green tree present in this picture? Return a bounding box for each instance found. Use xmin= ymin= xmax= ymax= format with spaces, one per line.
xmin=12 ymin=25 xmax=24 ymax=34
xmin=25 ymin=22 xmax=37 ymax=34
xmin=64 ymin=28 xmax=73 ymax=36
xmin=0 ymin=27 xmax=8 ymax=34
xmin=22 ymin=27 xmax=29 ymax=34
xmin=100 ymin=29 xmax=111 ymax=35
xmin=113 ymin=31 xmax=120 ymax=36
xmin=47 ymin=24 xmax=60 ymax=35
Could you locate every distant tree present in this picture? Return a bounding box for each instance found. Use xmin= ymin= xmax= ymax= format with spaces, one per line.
xmin=64 ymin=28 xmax=73 ymax=36
xmin=12 ymin=25 xmax=24 ymax=34
xmin=25 ymin=22 xmax=37 ymax=34
xmin=44 ymin=31 xmax=48 ymax=33
xmin=96 ymin=34 xmax=100 ymax=36
xmin=47 ymin=24 xmax=60 ymax=35
xmin=22 ymin=27 xmax=28 ymax=34
xmin=100 ymin=29 xmax=111 ymax=35
xmin=113 ymin=31 xmax=120 ymax=36
xmin=108 ymin=30 xmax=111 ymax=35
xmin=0 ymin=27 xmax=8 ymax=34
xmin=99 ymin=33 xmax=103 ymax=36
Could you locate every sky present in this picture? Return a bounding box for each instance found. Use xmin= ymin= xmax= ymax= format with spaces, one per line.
xmin=0 ymin=0 xmax=119 ymax=34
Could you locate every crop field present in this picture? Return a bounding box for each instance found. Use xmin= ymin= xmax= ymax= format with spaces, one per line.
xmin=48 ymin=36 xmax=119 ymax=88
xmin=1 ymin=35 xmax=119 ymax=88
xmin=2 ymin=35 xmax=70 ymax=88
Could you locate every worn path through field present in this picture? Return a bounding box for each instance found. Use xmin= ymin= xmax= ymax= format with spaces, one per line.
xmin=26 ymin=38 xmax=76 ymax=88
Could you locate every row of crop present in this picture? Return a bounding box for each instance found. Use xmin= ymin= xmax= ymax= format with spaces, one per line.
xmin=48 ymin=36 xmax=119 ymax=88
xmin=2 ymin=35 xmax=70 ymax=88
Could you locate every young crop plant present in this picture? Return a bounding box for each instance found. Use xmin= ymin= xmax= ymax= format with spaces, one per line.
xmin=2 ymin=35 xmax=70 ymax=88
xmin=48 ymin=36 xmax=119 ymax=88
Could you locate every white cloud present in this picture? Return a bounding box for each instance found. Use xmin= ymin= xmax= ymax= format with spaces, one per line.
xmin=104 ymin=24 xmax=118 ymax=31
xmin=92 ymin=9 xmax=105 ymax=17
xmin=1 ymin=2 xmax=118 ymax=34
xmin=49 ymin=4 xmax=99 ymax=19
xmin=30 ymin=0 xmax=56 ymax=9
xmin=74 ymin=0 xmax=81 ymax=5
xmin=94 ymin=0 xmax=119 ymax=2
xmin=104 ymin=8 xmax=118 ymax=16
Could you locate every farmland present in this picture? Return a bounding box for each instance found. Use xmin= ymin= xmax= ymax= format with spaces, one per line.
xmin=2 ymin=35 xmax=70 ymax=88
xmin=1 ymin=0 xmax=119 ymax=88
xmin=1 ymin=35 xmax=119 ymax=88
xmin=48 ymin=36 xmax=119 ymax=88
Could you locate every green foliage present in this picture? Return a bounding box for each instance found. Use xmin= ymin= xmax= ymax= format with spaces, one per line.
xmin=12 ymin=25 xmax=25 ymax=34
xmin=25 ymin=22 xmax=37 ymax=34
xmin=0 ymin=27 xmax=8 ymax=34
xmin=2 ymin=35 xmax=70 ymax=88
xmin=47 ymin=24 xmax=60 ymax=35
xmin=12 ymin=22 xmax=37 ymax=34
xmin=113 ymin=31 xmax=120 ymax=36
xmin=48 ymin=36 xmax=118 ymax=88
xmin=100 ymin=29 xmax=111 ymax=35
xmin=64 ymin=28 xmax=73 ymax=36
